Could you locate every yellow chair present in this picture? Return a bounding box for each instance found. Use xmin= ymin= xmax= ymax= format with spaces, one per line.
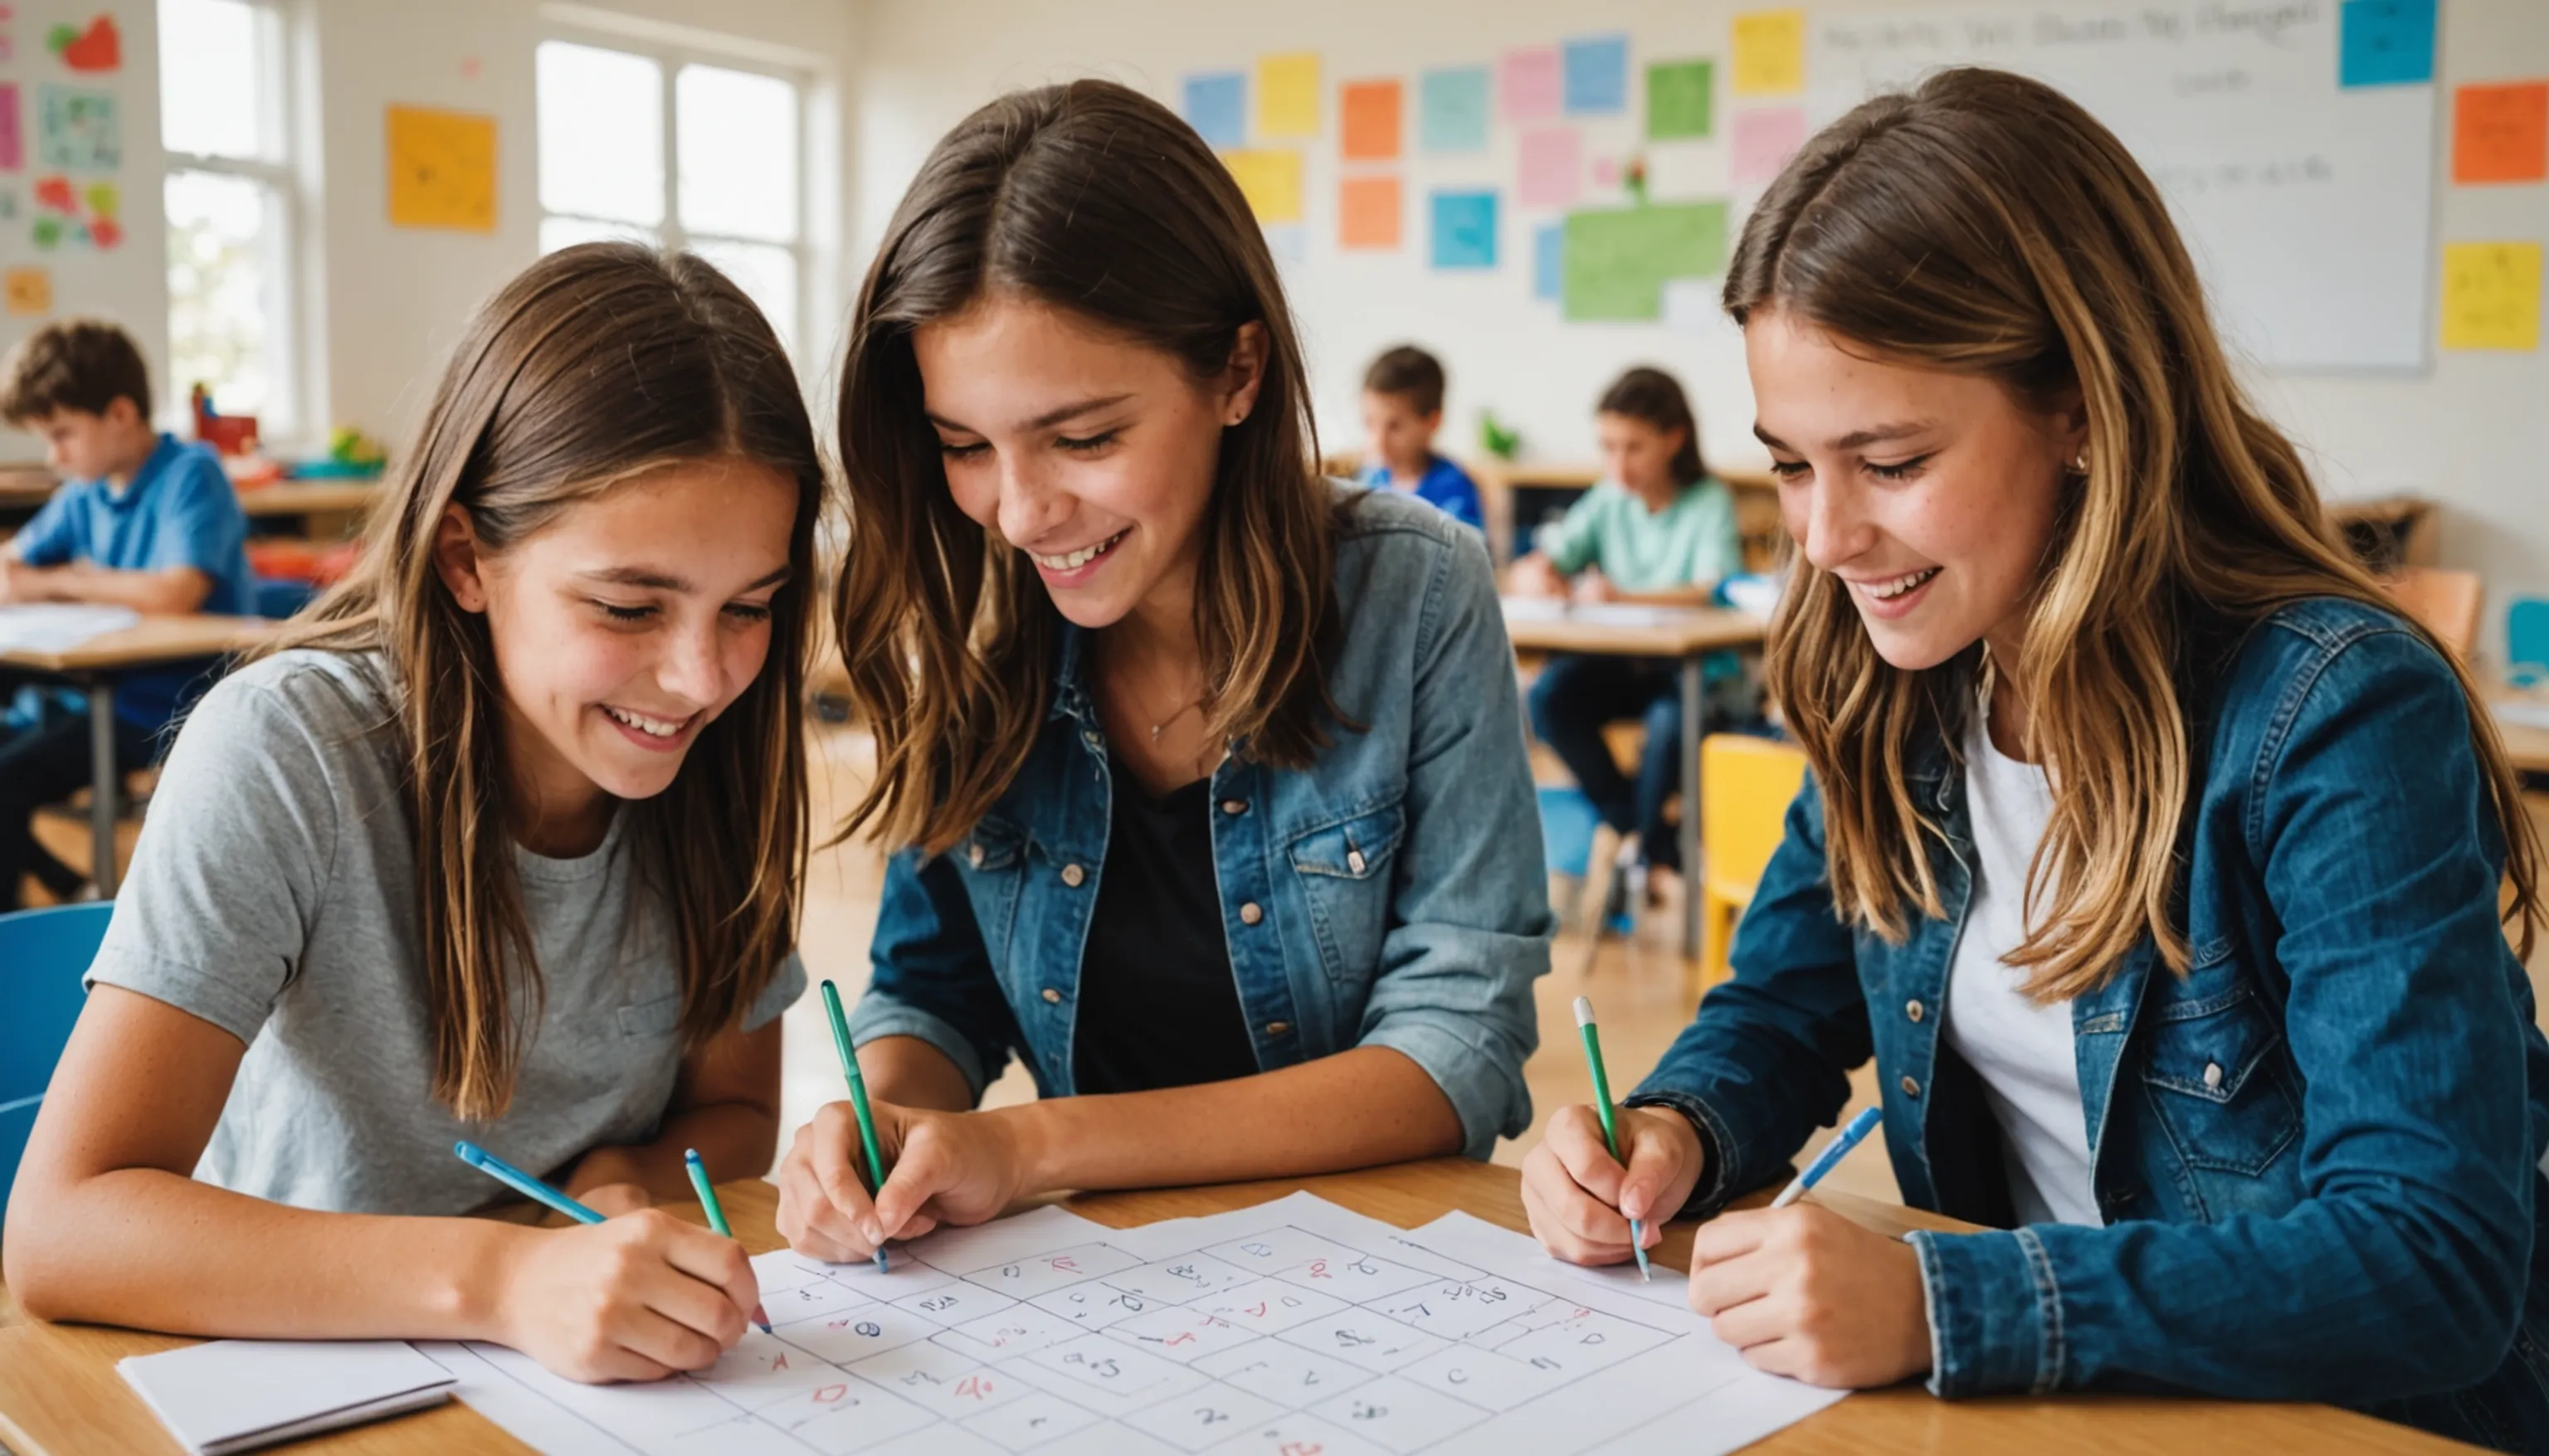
xmin=1698 ymin=735 xmax=1811 ymax=988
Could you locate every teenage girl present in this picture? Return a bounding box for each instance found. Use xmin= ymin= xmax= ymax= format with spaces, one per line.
xmin=1523 ymin=69 xmax=2549 ymax=1451
xmin=774 ymin=80 xmax=1550 ymax=1261
xmin=3 ymin=243 xmax=823 ymax=1384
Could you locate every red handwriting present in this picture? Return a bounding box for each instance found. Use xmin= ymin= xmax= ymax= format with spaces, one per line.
xmin=812 ymin=1384 xmax=847 ymax=1404
xmin=953 ymin=1375 xmax=993 ymax=1400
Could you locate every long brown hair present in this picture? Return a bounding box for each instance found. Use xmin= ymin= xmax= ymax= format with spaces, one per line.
xmin=1596 ymin=366 xmax=1707 ymax=487
xmin=270 ymin=243 xmax=822 ymax=1118
xmin=833 ymin=79 xmax=1340 ymax=855
xmin=1728 ymin=67 xmax=2541 ymax=998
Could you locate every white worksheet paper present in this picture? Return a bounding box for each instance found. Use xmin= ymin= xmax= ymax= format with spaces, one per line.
xmin=415 ymin=1191 xmax=1844 ymax=1455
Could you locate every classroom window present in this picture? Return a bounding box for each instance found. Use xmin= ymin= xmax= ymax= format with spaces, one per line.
xmin=158 ymin=0 xmax=299 ymax=436
xmin=536 ymin=40 xmax=807 ymax=358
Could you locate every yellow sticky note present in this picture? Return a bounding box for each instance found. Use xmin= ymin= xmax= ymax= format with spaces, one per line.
xmin=1732 ymin=10 xmax=1806 ymax=97
xmin=1221 ymin=148 xmax=1304 ymax=224
xmin=5 ymin=266 xmax=52 ymax=317
xmin=386 ymin=105 xmax=498 ymax=233
xmin=1257 ymin=52 xmax=1321 ymax=139
xmin=2440 ymin=241 xmax=2542 ymax=352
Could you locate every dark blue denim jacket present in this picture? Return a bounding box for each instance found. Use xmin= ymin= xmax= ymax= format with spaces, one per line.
xmin=848 ymin=487 xmax=1553 ymax=1159
xmin=1629 ymin=597 xmax=2549 ymax=1451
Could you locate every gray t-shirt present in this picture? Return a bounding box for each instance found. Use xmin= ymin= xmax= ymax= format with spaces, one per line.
xmin=85 ymin=650 xmax=806 ymax=1215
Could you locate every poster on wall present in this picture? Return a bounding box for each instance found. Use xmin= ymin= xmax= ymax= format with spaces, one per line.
xmin=35 ymin=85 xmax=118 ymax=171
xmin=46 ymin=12 xmax=118 ymax=71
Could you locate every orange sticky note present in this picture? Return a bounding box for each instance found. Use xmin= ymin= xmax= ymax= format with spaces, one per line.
xmin=1340 ymin=175 xmax=1401 ymax=250
xmin=4 ymin=267 xmax=51 ymax=317
xmin=2454 ymin=81 xmax=2547 ymax=185
xmin=386 ymin=105 xmax=498 ymax=232
xmin=1341 ymin=79 xmax=1403 ymax=162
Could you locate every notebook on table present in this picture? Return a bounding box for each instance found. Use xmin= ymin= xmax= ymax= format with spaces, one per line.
xmin=116 ymin=1338 xmax=456 ymax=1455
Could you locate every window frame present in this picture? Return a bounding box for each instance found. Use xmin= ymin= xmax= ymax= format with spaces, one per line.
xmin=158 ymin=0 xmax=305 ymax=440
xmin=534 ymin=27 xmax=811 ymax=356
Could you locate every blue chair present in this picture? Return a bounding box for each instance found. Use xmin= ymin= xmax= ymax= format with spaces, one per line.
xmin=0 ymin=902 xmax=111 ymax=1229
xmin=2510 ymin=597 xmax=2549 ymax=687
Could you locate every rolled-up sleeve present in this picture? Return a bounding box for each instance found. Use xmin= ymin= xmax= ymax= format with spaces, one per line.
xmin=1358 ymin=525 xmax=1553 ymax=1158
xmin=846 ymin=847 xmax=1023 ymax=1103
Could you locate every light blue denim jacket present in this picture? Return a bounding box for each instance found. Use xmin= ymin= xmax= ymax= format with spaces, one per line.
xmin=1630 ymin=597 xmax=2549 ymax=1451
xmin=848 ymin=486 xmax=1553 ymax=1159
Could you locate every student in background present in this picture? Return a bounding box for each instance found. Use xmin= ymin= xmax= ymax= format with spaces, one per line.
xmin=5 ymin=245 xmax=821 ymax=1385
xmin=0 ymin=319 xmax=251 ymax=908
xmin=1520 ymin=70 xmax=2549 ymax=1452
xmin=1512 ymin=366 xmax=1743 ymax=893
xmin=775 ymin=80 xmax=1548 ymax=1265
xmin=1357 ymin=344 xmax=1483 ymax=531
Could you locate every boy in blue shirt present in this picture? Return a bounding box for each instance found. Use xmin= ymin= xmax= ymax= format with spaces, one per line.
xmin=1357 ymin=344 xmax=1484 ymax=532
xmin=0 ymin=318 xmax=251 ymax=906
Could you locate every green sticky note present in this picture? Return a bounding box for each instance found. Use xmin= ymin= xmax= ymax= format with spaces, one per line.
xmin=1647 ymin=60 xmax=1713 ymax=140
xmin=1562 ymin=202 xmax=1730 ymax=321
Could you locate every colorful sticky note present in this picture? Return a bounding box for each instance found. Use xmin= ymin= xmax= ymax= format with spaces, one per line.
xmin=1421 ymin=67 xmax=1490 ymax=153
xmin=31 ymin=216 xmax=61 ymax=249
xmin=1518 ymin=128 xmax=1582 ymax=208
xmin=46 ymin=14 xmax=117 ymax=72
xmin=1341 ymin=79 xmax=1403 ymax=162
xmin=1648 ymin=61 xmax=1713 ymax=140
xmin=1257 ymin=52 xmax=1320 ymax=139
xmin=386 ymin=105 xmax=498 ymax=233
xmin=35 ymin=85 xmax=116 ymax=171
xmin=1501 ymin=48 xmax=1561 ymax=124
xmin=1221 ymin=148 xmax=1304 ymax=225
xmin=82 ymin=180 xmax=115 ymax=219
xmin=2340 ymin=0 xmax=2435 ymax=89
xmin=1562 ymin=202 xmax=1730 ymax=320
xmin=1340 ymin=174 xmax=1401 ymax=250
xmin=1562 ymin=34 xmax=1629 ymax=116
xmin=1733 ymin=106 xmax=1809 ymax=186
xmin=2439 ymin=241 xmax=2542 ymax=351
xmin=1732 ymin=11 xmax=1806 ymax=97
xmin=1183 ymin=71 xmax=1246 ymax=150
xmin=1431 ymin=190 xmax=1499 ymax=269
xmin=0 ymin=85 xmax=18 ymax=172
xmin=5 ymin=265 xmax=50 ymax=316
xmin=2453 ymin=81 xmax=2548 ymax=185
xmin=1534 ymin=223 xmax=1563 ymax=300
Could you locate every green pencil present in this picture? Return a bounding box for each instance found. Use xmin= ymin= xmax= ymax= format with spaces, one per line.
xmin=819 ymin=979 xmax=893 ymax=1273
xmin=1572 ymin=996 xmax=1654 ymax=1283
xmin=682 ymin=1147 xmax=771 ymax=1332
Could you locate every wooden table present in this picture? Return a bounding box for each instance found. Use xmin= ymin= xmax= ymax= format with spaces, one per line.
xmin=2496 ymin=687 xmax=2549 ymax=778
xmin=1503 ymin=600 xmax=1770 ymax=957
xmin=234 ymin=480 xmax=382 ymax=521
xmin=0 ymin=1161 xmax=2462 ymax=1454
xmin=0 ymin=614 xmax=282 ymax=893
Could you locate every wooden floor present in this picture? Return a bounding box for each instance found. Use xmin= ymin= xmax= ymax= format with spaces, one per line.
xmin=789 ymin=723 xmax=2549 ymax=1207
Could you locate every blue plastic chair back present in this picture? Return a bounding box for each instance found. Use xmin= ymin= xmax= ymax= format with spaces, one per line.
xmin=0 ymin=902 xmax=111 ymax=1228
xmin=1538 ymin=785 xmax=1602 ymax=879
xmin=2509 ymin=598 xmax=2549 ymax=685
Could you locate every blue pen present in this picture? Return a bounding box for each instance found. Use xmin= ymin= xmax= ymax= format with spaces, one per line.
xmin=454 ymin=1141 xmax=606 ymax=1225
xmin=1770 ymin=1107 xmax=1883 ymax=1209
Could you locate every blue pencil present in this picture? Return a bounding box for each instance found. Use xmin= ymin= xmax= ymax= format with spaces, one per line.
xmin=454 ymin=1141 xmax=605 ymax=1225
xmin=1770 ymin=1107 xmax=1884 ymax=1209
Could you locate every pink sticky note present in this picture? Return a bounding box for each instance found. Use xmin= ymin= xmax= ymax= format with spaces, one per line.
xmin=0 ymin=85 xmax=19 ymax=172
xmin=1733 ymin=105 xmax=1808 ymax=186
xmin=1501 ymin=47 xmax=1561 ymax=124
xmin=1518 ymin=127 xmax=1582 ymax=208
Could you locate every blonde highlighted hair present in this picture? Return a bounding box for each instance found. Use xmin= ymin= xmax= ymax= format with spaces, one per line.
xmin=268 ymin=243 xmax=822 ymax=1118
xmin=1727 ymin=68 xmax=2541 ymax=999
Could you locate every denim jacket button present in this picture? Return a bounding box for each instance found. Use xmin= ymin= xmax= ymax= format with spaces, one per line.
xmin=1899 ymin=1074 xmax=1922 ymax=1098
xmin=1041 ymin=987 xmax=1062 ymax=1004
xmin=1265 ymin=1020 xmax=1289 ymax=1035
xmin=1061 ymin=864 xmax=1086 ymax=888
xmin=1905 ymin=999 xmax=1924 ymax=1023
xmin=1347 ymin=850 xmax=1367 ymax=875
xmin=2203 ymin=1060 xmax=2224 ymax=1090
xmin=1240 ymin=902 xmax=1265 ymax=925
xmin=968 ymin=844 xmax=985 ymax=869
xmin=1221 ymin=798 xmax=1248 ymax=816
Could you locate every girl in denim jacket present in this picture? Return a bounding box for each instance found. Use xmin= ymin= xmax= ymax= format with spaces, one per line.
xmin=775 ymin=80 xmax=1552 ymax=1260
xmin=1523 ymin=68 xmax=2549 ymax=1452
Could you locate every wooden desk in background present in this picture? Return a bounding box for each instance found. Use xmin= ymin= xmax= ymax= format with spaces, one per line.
xmin=0 ymin=615 xmax=282 ymax=894
xmin=0 ymin=1161 xmax=2459 ymax=1455
xmin=1504 ymin=600 xmax=1768 ymax=959
xmin=2498 ymin=688 xmax=2549 ymax=779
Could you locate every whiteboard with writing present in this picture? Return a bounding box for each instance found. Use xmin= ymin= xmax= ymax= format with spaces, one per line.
xmin=1807 ymin=2 xmax=2436 ymax=373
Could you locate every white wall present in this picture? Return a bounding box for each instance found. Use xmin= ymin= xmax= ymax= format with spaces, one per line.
xmin=846 ymin=0 xmax=2549 ymax=662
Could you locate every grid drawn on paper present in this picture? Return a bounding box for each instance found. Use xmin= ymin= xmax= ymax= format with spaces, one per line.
xmin=446 ymin=1220 xmax=1694 ymax=1455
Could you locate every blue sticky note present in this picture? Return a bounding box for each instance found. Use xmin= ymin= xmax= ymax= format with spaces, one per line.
xmin=1421 ymin=66 xmax=1490 ymax=153
xmin=1432 ymin=190 xmax=1499 ymax=270
xmin=1534 ymin=223 xmax=1563 ymax=300
xmin=1183 ymin=71 xmax=1247 ymax=149
xmin=2338 ymin=0 xmax=2434 ymax=88
xmin=1563 ymin=34 xmax=1630 ymax=116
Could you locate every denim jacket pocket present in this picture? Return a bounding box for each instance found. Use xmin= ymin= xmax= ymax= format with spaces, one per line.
xmin=1288 ymin=800 xmax=1406 ymax=984
xmin=2137 ymin=978 xmax=2303 ymax=1177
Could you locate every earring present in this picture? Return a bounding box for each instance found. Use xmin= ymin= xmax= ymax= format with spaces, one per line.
xmin=2069 ymin=450 xmax=2090 ymax=475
